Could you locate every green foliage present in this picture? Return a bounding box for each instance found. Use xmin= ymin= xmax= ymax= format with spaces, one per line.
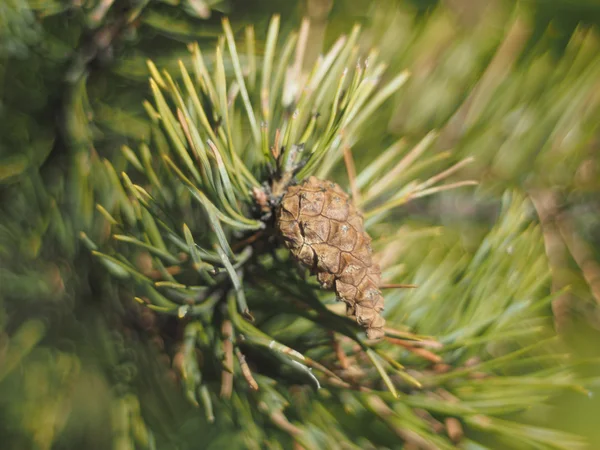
xmin=1 ymin=1 xmax=600 ymax=449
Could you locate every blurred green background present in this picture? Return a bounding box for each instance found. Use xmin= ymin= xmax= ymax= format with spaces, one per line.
xmin=2 ymin=0 xmax=600 ymax=449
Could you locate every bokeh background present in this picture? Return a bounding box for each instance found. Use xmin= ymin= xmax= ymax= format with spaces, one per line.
xmin=2 ymin=0 xmax=600 ymax=448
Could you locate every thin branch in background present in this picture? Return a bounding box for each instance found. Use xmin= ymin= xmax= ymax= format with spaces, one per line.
xmin=235 ymin=347 xmax=259 ymax=391
xmin=445 ymin=417 xmax=464 ymax=444
xmin=231 ymin=230 xmax=265 ymax=252
xmin=384 ymin=337 xmax=442 ymax=350
xmin=529 ymin=190 xmax=577 ymax=332
xmin=385 ymin=337 xmax=443 ymax=364
xmin=414 ymin=408 xmax=445 ymax=434
xmin=556 ymin=211 xmax=600 ymax=307
xmin=220 ymin=320 xmax=234 ymax=399
xmin=259 ymin=402 xmax=304 ymax=438
xmin=330 ymin=332 xmax=350 ymax=370
xmin=147 ymin=264 xmax=183 ymax=279
xmin=382 ymin=327 xmax=432 ymax=341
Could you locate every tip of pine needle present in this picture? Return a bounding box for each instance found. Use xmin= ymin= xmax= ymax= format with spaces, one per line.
xmin=242 ymin=309 xmax=255 ymax=322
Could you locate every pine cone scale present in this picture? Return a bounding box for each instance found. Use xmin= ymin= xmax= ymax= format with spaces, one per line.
xmin=281 ymin=195 xmax=300 ymax=220
xmin=329 ymin=222 xmax=358 ymax=252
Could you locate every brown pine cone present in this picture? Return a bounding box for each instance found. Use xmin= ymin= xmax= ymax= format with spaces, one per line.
xmin=276 ymin=176 xmax=385 ymax=339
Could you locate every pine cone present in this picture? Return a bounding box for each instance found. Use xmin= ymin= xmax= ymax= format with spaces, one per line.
xmin=276 ymin=176 xmax=385 ymax=339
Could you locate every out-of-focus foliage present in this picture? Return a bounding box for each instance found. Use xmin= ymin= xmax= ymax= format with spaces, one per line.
xmin=2 ymin=0 xmax=600 ymax=449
